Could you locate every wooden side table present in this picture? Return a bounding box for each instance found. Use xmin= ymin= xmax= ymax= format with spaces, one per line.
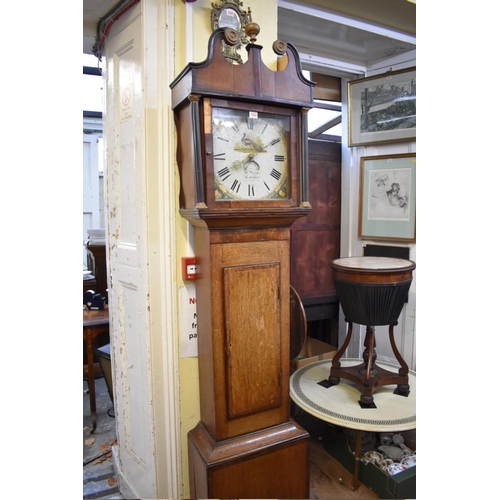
xmin=329 ymin=257 xmax=415 ymax=406
xmin=83 ymin=306 xmax=109 ymax=433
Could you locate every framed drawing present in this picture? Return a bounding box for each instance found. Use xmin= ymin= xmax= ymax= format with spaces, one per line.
xmin=348 ymin=67 xmax=416 ymax=147
xmin=358 ymin=153 xmax=416 ymax=242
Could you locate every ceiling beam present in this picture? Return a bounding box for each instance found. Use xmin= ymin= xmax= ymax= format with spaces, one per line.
xmin=278 ymin=0 xmax=416 ymax=45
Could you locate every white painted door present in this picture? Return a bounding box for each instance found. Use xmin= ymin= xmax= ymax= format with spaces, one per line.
xmin=104 ymin=6 xmax=157 ymax=498
xmin=82 ymin=133 xmax=100 ymax=266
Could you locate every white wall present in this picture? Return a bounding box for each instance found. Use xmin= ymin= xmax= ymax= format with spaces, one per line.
xmin=338 ymin=50 xmax=417 ymax=370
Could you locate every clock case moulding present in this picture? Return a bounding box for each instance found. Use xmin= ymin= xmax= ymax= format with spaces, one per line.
xmin=170 ymin=28 xmax=316 ymax=230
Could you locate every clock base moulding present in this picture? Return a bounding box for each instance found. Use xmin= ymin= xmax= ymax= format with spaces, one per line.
xmin=188 ymin=420 xmax=310 ymax=499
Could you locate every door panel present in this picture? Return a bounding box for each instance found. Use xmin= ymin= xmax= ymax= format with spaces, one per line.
xmin=105 ymin=8 xmax=157 ymax=498
xmin=224 ymin=263 xmax=282 ymax=418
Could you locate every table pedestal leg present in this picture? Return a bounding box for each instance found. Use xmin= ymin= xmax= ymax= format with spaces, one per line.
xmin=329 ymin=322 xmax=410 ymax=406
xmin=389 ymin=323 xmax=410 ymax=396
xmin=359 ymin=326 xmax=377 ymax=406
xmin=328 ymin=321 xmax=353 ymax=385
xmin=83 ymin=311 xmax=109 ymax=434
xmin=85 ymin=336 xmax=97 ymax=433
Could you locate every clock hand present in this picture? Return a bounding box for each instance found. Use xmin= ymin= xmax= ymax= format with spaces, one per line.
xmin=229 ymin=133 xmax=282 ymax=170
xmin=241 ymin=133 xmax=282 ymax=155
xmin=249 ymin=136 xmax=282 ymax=158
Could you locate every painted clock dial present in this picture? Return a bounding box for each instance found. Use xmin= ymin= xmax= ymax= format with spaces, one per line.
xmin=212 ymin=106 xmax=290 ymax=200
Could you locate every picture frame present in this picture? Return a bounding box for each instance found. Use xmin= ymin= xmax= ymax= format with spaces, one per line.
xmin=358 ymin=153 xmax=416 ymax=242
xmin=348 ymin=67 xmax=416 ymax=147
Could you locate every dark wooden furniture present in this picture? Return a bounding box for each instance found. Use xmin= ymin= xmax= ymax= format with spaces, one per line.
xmin=84 ymin=243 xmax=109 ymax=373
xmin=83 ymin=306 xmax=109 ymax=432
xmin=95 ymin=343 xmax=114 ymax=404
xmin=290 ymin=285 xmax=307 ymax=361
xmin=83 ymin=274 xmax=97 ymax=293
xmin=364 ymin=243 xmax=410 ymax=260
xmin=86 ymin=243 xmax=108 ymax=299
xmin=329 ymin=257 xmax=415 ymax=407
xmin=291 ymin=139 xmax=341 ymax=345
xmin=170 ymin=26 xmax=313 ymax=499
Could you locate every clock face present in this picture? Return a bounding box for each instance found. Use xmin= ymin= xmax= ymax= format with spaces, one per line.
xmin=212 ymin=107 xmax=290 ymax=201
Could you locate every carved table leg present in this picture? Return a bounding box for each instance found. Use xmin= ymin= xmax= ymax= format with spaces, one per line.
xmin=389 ymin=323 xmax=410 ymax=396
xmin=358 ymin=326 xmax=377 ymax=406
xmin=329 ymin=322 xmax=409 ymax=406
xmin=329 ymin=321 xmax=353 ymax=385
xmin=85 ymin=332 xmax=97 ymax=433
xmin=83 ymin=311 xmax=109 ymax=433
xmin=362 ymin=326 xmax=377 ymax=383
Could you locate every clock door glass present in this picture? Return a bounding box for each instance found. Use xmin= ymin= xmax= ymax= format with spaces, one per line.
xmin=212 ymin=107 xmax=290 ymax=200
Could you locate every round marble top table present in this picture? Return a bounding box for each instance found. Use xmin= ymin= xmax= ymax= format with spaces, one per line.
xmin=332 ymin=256 xmax=415 ymax=271
xmin=290 ymin=358 xmax=416 ymax=432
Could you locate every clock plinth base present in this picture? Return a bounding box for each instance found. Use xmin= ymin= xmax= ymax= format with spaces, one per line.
xmin=188 ymin=420 xmax=310 ymax=499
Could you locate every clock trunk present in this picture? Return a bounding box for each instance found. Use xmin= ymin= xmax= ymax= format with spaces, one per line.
xmin=195 ymin=226 xmax=291 ymax=441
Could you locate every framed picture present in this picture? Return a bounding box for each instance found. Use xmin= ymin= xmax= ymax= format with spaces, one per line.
xmin=348 ymin=67 xmax=416 ymax=147
xmin=358 ymin=153 xmax=416 ymax=242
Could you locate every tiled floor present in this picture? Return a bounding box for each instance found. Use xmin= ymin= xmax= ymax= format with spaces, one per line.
xmin=84 ymin=375 xmax=413 ymax=499
xmin=83 ymin=376 xmax=122 ymax=499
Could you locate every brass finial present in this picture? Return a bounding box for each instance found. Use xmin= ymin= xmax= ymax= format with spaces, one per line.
xmin=244 ymin=8 xmax=260 ymax=43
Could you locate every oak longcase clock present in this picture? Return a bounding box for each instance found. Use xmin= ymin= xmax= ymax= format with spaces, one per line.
xmin=170 ymin=24 xmax=315 ymax=499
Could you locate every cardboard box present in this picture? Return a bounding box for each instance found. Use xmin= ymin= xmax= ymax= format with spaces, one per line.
xmin=323 ymin=425 xmax=416 ymax=499
xmin=291 ymin=337 xmax=337 ymax=371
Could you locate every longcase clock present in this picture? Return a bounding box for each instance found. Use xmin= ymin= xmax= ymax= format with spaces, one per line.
xmin=170 ymin=24 xmax=315 ymax=499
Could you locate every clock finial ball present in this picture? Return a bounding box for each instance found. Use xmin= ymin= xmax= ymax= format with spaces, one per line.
xmin=245 ymin=7 xmax=260 ymax=43
xmin=272 ymin=39 xmax=288 ymax=56
xmin=224 ymin=27 xmax=240 ymax=46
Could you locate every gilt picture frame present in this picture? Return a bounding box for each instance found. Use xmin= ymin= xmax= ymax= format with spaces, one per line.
xmin=358 ymin=153 xmax=416 ymax=242
xmin=348 ymin=67 xmax=416 ymax=147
